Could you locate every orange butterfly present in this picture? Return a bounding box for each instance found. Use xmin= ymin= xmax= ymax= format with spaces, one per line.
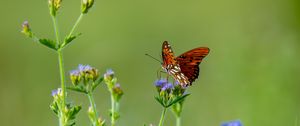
xmin=161 ymin=41 xmax=210 ymax=87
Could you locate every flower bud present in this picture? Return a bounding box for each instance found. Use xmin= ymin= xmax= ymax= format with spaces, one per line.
xmin=88 ymin=106 xmax=96 ymax=121
xmin=49 ymin=0 xmax=62 ymax=16
xmin=81 ymin=0 xmax=94 ymax=14
xmin=21 ymin=21 xmax=33 ymax=38
xmin=112 ymin=83 xmax=124 ymax=102
xmin=97 ymin=117 xmax=105 ymax=126
xmin=70 ymin=70 xmax=81 ymax=86
xmin=104 ymin=69 xmax=114 ymax=82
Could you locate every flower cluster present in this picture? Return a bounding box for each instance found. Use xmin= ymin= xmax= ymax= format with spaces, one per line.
xmin=71 ymin=64 xmax=99 ymax=84
xmin=154 ymin=78 xmax=189 ymax=108
xmin=50 ymin=88 xmax=82 ymax=126
xmin=69 ymin=64 xmax=105 ymax=126
xmin=69 ymin=64 xmax=100 ymax=93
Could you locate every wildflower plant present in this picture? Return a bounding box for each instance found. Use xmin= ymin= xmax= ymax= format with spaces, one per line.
xmin=104 ymin=69 xmax=124 ymax=126
xmin=21 ymin=0 xmax=97 ymax=126
xmin=68 ymin=64 xmax=105 ymax=126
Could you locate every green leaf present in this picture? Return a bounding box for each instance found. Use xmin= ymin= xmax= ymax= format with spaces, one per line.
xmin=166 ymin=94 xmax=190 ymax=108
xmin=67 ymin=86 xmax=88 ymax=94
xmin=39 ymin=38 xmax=57 ymax=50
xmin=69 ymin=105 xmax=82 ymax=120
xmin=50 ymin=101 xmax=59 ymax=115
xmin=155 ymin=96 xmax=166 ymax=107
xmin=61 ymin=33 xmax=82 ymax=49
xmin=92 ymin=77 xmax=104 ymax=91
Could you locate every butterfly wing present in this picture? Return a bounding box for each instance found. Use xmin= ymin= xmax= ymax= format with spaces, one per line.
xmin=162 ymin=41 xmax=190 ymax=86
xmin=162 ymin=41 xmax=177 ymax=67
xmin=176 ymin=47 xmax=210 ymax=85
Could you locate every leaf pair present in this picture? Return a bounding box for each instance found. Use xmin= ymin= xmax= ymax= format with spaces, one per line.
xmin=39 ymin=33 xmax=81 ymax=51
xmin=155 ymin=94 xmax=190 ymax=108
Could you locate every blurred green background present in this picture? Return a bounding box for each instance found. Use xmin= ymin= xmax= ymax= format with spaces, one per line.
xmin=1 ymin=0 xmax=300 ymax=125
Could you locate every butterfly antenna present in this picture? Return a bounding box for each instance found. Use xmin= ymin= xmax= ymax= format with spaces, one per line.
xmin=145 ymin=53 xmax=162 ymax=64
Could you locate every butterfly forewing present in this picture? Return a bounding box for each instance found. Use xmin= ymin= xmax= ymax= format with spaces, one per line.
xmin=162 ymin=41 xmax=177 ymax=68
xmin=176 ymin=47 xmax=210 ymax=84
xmin=162 ymin=41 xmax=190 ymax=86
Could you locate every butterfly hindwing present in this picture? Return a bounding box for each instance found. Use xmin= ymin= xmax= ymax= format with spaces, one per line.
xmin=176 ymin=47 xmax=210 ymax=84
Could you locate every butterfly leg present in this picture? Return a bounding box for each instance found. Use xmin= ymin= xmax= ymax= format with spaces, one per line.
xmin=166 ymin=74 xmax=170 ymax=82
xmin=156 ymin=68 xmax=166 ymax=79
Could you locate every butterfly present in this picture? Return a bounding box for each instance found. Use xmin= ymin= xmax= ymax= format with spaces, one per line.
xmin=161 ymin=41 xmax=210 ymax=87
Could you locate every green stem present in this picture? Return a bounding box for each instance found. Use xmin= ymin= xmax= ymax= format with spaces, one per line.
xmin=52 ymin=15 xmax=66 ymax=126
xmin=88 ymin=91 xmax=99 ymax=126
xmin=51 ymin=16 xmax=61 ymax=45
xmin=67 ymin=13 xmax=84 ymax=38
xmin=176 ymin=116 xmax=181 ymax=126
xmin=57 ymin=50 xmax=66 ymax=105
xmin=111 ymin=92 xmax=116 ymax=126
xmin=158 ymin=108 xmax=167 ymax=126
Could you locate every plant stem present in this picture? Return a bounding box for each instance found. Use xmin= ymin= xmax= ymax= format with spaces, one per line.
xmin=67 ymin=13 xmax=84 ymax=38
xmin=111 ymin=92 xmax=116 ymax=126
xmin=52 ymin=15 xmax=66 ymax=126
xmin=52 ymin=16 xmax=61 ymax=45
xmin=158 ymin=107 xmax=167 ymax=126
xmin=176 ymin=116 xmax=181 ymax=126
xmin=57 ymin=50 xmax=66 ymax=105
xmin=57 ymin=50 xmax=66 ymax=126
xmin=88 ymin=91 xmax=99 ymax=126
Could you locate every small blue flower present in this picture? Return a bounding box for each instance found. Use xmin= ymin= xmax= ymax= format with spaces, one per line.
xmin=161 ymin=82 xmax=174 ymax=91
xmin=70 ymin=70 xmax=80 ymax=76
xmin=21 ymin=21 xmax=32 ymax=37
xmin=104 ymin=69 xmax=114 ymax=76
xmin=51 ymin=90 xmax=58 ymax=96
xmin=70 ymin=69 xmax=81 ymax=86
xmin=104 ymin=69 xmax=115 ymax=82
xmin=78 ymin=64 xmax=92 ymax=72
xmin=115 ymin=83 xmax=121 ymax=88
xmin=221 ymin=120 xmax=243 ymax=126
xmin=154 ymin=79 xmax=168 ymax=87
xmin=51 ymin=88 xmax=62 ymax=97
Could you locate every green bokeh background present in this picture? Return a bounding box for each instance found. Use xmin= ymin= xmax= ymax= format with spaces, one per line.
xmin=1 ymin=0 xmax=300 ymax=125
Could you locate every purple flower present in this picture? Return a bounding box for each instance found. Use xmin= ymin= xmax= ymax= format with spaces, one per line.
xmin=70 ymin=70 xmax=80 ymax=76
xmin=70 ymin=69 xmax=81 ymax=85
xmin=161 ymin=82 xmax=174 ymax=91
xmin=104 ymin=69 xmax=115 ymax=81
xmin=154 ymin=79 xmax=168 ymax=87
xmin=115 ymin=83 xmax=121 ymax=88
xmin=21 ymin=21 xmax=32 ymax=37
xmin=78 ymin=64 xmax=93 ymax=72
xmin=221 ymin=120 xmax=243 ymax=126
xmin=51 ymin=88 xmax=62 ymax=97
xmin=104 ymin=69 xmax=114 ymax=76
xmin=22 ymin=21 xmax=29 ymax=29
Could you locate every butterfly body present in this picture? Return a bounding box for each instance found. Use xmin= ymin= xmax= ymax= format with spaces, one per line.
xmin=161 ymin=41 xmax=209 ymax=87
